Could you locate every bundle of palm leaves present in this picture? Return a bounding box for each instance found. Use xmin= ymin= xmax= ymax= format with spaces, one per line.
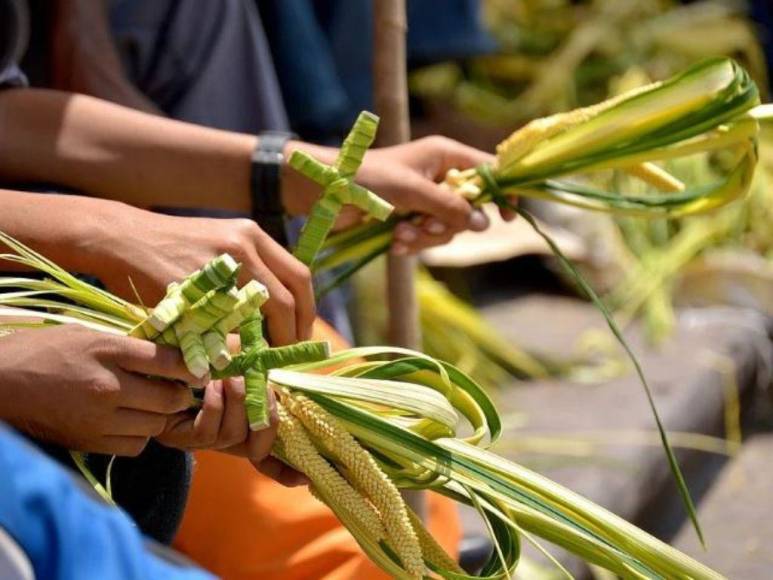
xmin=316 ymin=59 xmax=764 ymax=294
xmin=0 ymin=233 xmax=721 ymax=579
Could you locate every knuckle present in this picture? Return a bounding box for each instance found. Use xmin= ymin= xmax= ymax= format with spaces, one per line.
xmin=123 ymin=438 xmax=149 ymax=457
xmin=219 ymin=426 xmax=244 ymax=448
xmin=423 ymin=135 xmax=448 ymax=148
xmin=223 ymin=220 xmax=258 ymax=254
xmin=269 ymin=289 xmax=295 ymax=315
xmin=293 ymin=264 xmax=313 ymax=288
xmin=91 ymin=373 xmax=120 ymax=400
xmin=151 ymin=419 xmax=166 ymax=437
xmin=198 ymin=430 xmax=218 ymax=448
xmin=90 ymin=333 xmax=123 ymax=361
xmin=157 ymin=389 xmax=186 ymax=414
xmin=159 ymin=347 xmax=185 ymax=374
xmin=233 ymin=217 xmax=259 ymax=237
xmin=202 ymin=396 xmax=224 ymax=416
xmin=228 ymin=383 xmax=246 ymax=403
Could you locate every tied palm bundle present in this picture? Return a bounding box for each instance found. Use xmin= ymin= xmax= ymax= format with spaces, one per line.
xmin=0 ymin=234 xmax=722 ymax=579
xmin=316 ymin=58 xmax=763 ymax=290
xmin=287 ymin=58 xmax=767 ymax=552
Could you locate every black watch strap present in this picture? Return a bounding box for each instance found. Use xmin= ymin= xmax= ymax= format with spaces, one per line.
xmin=251 ymin=131 xmax=294 ymax=246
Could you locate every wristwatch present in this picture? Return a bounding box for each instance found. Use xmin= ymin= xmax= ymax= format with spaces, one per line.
xmin=250 ymin=131 xmax=295 ymax=246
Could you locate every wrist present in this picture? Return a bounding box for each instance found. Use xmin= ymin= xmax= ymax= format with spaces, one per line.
xmin=65 ymin=198 xmax=147 ymax=277
xmin=0 ymin=191 xmax=126 ymax=277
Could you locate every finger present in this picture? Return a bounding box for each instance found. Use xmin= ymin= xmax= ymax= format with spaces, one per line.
xmin=117 ymin=371 xmax=194 ymax=414
xmin=111 ymin=408 xmax=168 ymax=437
xmin=392 ymin=223 xmax=455 ymax=254
xmin=155 ymin=381 xmax=226 ymax=449
xmin=217 ymin=377 xmax=248 ymax=448
xmin=400 ymin=175 xmax=473 ymax=232
xmin=257 ymin=232 xmax=316 ymax=341
xmin=153 ymin=411 xmax=195 ymax=449
xmin=246 ymin=390 xmax=278 ymax=461
xmin=190 ymin=380 xmax=225 ymax=448
xmin=97 ymin=435 xmax=150 ymax=457
xmin=113 ymin=336 xmax=206 ymax=387
xmin=498 ymin=196 xmax=519 ymax=222
xmin=468 ymin=209 xmax=490 ymax=232
xmin=239 ymin=246 xmax=297 ymax=346
xmin=255 ymin=456 xmax=309 ymax=487
xmin=432 ymin=136 xmax=496 ymax=174
xmin=499 ymin=207 xmax=518 ymax=221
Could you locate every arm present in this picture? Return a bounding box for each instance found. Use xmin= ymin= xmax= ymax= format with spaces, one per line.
xmin=0 ymin=89 xmax=500 ymax=250
xmin=0 ymin=192 xmax=300 ymax=477
xmin=0 ymin=89 xmax=256 ymax=211
xmin=0 ymin=189 xmax=314 ymax=344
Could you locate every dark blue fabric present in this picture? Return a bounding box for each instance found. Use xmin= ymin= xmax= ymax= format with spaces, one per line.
xmin=750 ymin=0 xmax=773 ymax=89
xmin=0 ymin=63 xmax=26 ymax=88
xmin=110 ymin=0 xmax=288 ymax=133
xmin=259 ymin=0 xmax=496 ymax=140
xmin=0 ymin=0 xmax=28 ymax=87
xmin=0 ymin=424 xmax=213 ymax=580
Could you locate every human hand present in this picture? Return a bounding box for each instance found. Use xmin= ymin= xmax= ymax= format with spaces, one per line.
xmin=81 ymin=207 xmax=314 ymax=346
xmin=283 ymin=136 xmax=514 ymax=255
xmin=0 ymin=325 xmax=198 ymax=456
xmin=157 ymin=377 xmax=307 ymax=487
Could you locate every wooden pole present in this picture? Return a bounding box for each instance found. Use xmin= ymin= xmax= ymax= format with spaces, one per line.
xmin=372 ymin=0 xmax=426 ymax=520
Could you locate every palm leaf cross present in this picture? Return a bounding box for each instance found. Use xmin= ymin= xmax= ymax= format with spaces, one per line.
xmin=290 ymin=111 xmax=394 ymax=266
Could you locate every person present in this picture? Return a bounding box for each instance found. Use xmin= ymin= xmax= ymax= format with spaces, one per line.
xmin=0 ymin=189 xmax=309 ymax=541
xmin=1 ymin=0 xmax=505 ymax=575
xmin=0 ymin=55 xmax=496 ymax=345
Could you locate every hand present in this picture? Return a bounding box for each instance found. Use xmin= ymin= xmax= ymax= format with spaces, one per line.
xmin=0 ymin=325 xmax=198 ymax=456
xmin=283 ymin=136 xmax=515 ymax=254
xmin=157 ymin=378 xmax=307 ymax=487
xmin=81 ymin=207 xmax=315 ymax=346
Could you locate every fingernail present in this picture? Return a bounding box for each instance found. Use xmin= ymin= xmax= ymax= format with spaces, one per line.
xmin=468 ymin=210 xmax=488 ymax=231
xmin=396 ymin=227 xmax=418 ymax=242
xmin=426 ymin=221 xmax=446 ymax=235
xmin=192 ymin=373 xmax=211 ymax=390
xmin=392 ymin=243 xmax=408 ymax=256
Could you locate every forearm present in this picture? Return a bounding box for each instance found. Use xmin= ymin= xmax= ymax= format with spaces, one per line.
xmin=0 ymin=189 xmax=125 ymax=274
xmin=0 ymin=89 xmax=257 ymax=211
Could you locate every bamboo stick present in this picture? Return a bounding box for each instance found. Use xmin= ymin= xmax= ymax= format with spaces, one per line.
xmin=372 ymin=0 xmax=426 ymax=520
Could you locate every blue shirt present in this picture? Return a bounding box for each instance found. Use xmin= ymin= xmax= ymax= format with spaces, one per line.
xmin=0 ymin=425 xmax=213 ymax=580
